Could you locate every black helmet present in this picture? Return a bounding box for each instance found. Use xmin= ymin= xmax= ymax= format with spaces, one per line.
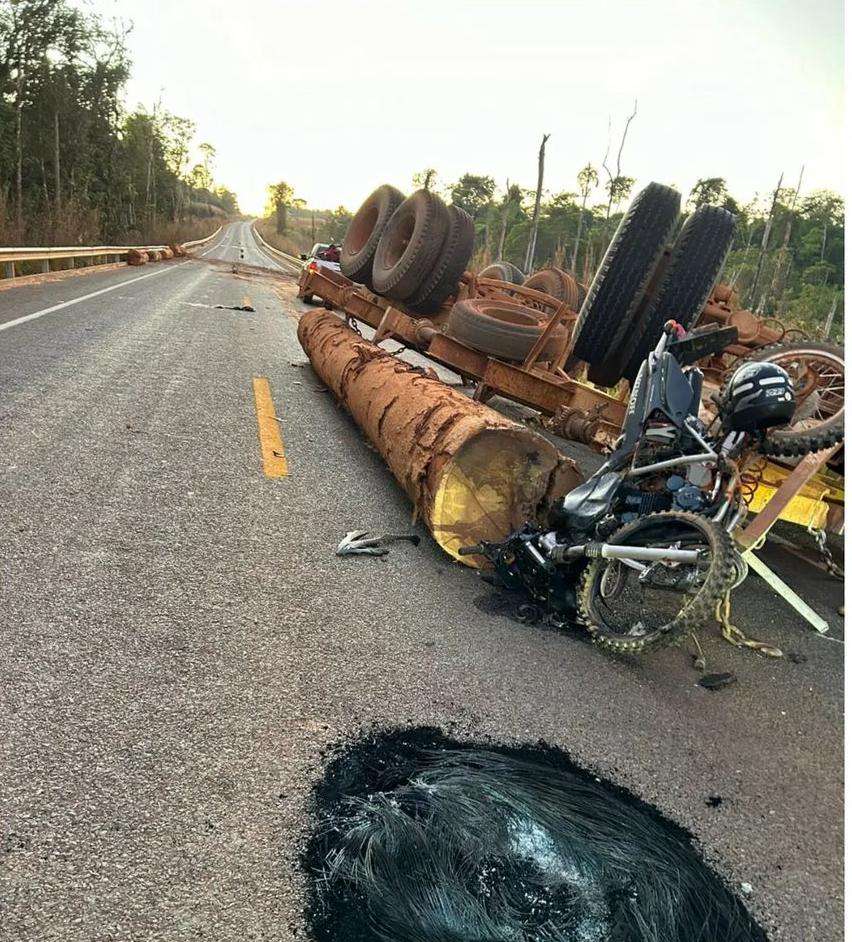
xmin=721 ymin=361 xmax=796 ymax=433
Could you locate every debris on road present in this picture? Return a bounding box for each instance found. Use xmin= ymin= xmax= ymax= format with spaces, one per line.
xmin=698 ymin=672 xmax=738 ymax=691
xmin=305 ymin=727 xmax=767 ymax=942
xmin=297 ymin=308 xmax=581 ymax=564
xmin=215 ymin=303 xmax=255 ymax=312
xmin=335 ymin=530 xmax=420 ymax=558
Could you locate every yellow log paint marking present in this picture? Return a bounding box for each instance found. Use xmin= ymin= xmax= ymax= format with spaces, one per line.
xmin=252 ymin=377 xmax=288 ymax=477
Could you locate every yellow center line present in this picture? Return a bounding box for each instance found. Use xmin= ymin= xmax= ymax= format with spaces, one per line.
xmin=252 ymin=377 xmax=288 ymax=477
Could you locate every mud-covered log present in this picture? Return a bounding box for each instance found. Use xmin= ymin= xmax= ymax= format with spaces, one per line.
xmin=297 ymin=309 xmax=582 ymax=565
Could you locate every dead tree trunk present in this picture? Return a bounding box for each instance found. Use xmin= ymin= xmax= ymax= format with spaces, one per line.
xmin=823 ymin=292 xmax=839 ymax=339
xmin=14 ymin=70 xmax=24 ymax=235
xmin=50 ymin=111 xmax=62 ymax=220
xmin=746 ymin=172 xmax=783 ymax=308
xmin=497 ymin=179 xmax=512 ymax=260
xmin=571 ymin=192 xmax=589 ymax=274
xmin=770 ymin=165 xmax=803 ymax=313
xmin=523 ymin=133 xmax=550 ymax=274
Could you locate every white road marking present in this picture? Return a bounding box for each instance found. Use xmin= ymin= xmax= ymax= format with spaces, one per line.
xmin=0 ymin=261 xmax=190 ymax=334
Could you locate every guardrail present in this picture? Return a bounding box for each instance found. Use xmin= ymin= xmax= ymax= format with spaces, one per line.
xmin=250 ymin=223 xmax=304 ymax=270
xmin=182 ymin=227 xmax=223 ymax=251
xmin=0 ymin=225 xmax=223 ymax=279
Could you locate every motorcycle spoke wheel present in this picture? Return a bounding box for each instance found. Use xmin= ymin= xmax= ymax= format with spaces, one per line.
xmin=578 ymin=512 xmax=738 ymax=655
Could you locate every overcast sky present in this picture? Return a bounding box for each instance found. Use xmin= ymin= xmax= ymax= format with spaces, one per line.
xmin=81 ymin=0 xmax=843 ymax=214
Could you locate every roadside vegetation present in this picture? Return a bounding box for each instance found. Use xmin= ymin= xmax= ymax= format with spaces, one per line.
xmin=262 ymin=164 xmax=843 ymax=342
xmin=0 ymin=0 xmax=239 ymax=248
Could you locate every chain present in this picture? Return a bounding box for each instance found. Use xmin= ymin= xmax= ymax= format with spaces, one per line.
xmin=810 ymin=527 xmax=844 ymax=580
xmin=806 ymin=489 xmax=843 ymax=580
xmin=715 ymin=590 xmax=784 ymax=658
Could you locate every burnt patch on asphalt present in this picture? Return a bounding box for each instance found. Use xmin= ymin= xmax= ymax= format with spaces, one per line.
xmin=302 ymin=726 xmax=766 ymax=942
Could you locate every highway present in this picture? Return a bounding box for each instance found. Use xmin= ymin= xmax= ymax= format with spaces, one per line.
xmin=0 ymin=221 xmax=843 ymax=941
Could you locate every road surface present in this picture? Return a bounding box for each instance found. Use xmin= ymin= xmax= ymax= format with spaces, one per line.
xmin=0 ymin=222 xmax=843 ymax=940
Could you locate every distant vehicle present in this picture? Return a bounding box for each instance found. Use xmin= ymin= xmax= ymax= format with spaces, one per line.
xmin=299 ymin=243 xmax=341 ymax=274
xmin=299 ymin=243 xmax=341 ymax=304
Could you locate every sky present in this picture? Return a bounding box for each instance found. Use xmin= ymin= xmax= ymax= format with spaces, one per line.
xmin=80 ymin=0 xmax=844 ymax=215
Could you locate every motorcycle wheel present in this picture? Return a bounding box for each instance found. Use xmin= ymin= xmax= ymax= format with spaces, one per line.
xmin=577 ymin=511 xmax=738 ymax=655
xmin=741 ymin=341 xmax=845 ymax=458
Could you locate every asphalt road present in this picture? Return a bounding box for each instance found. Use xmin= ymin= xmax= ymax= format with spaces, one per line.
xmin=0 ymin=223 xmax=843 ymax=941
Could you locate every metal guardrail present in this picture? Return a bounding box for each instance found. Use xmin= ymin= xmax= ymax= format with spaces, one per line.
xmin=0 ymin=225 xmax=223 ymax=279
xmin=250 ymin=223 xmax=303 ymax=270
xmin=182 ymin=227 xmax=223 ymax=251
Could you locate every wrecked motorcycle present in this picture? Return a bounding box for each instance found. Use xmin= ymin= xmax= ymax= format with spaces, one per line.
xmin=461 ymin=321 xmax=799 ymax=654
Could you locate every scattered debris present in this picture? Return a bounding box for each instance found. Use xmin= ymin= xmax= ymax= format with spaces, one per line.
xmin=304 ymin=727 xmax=767 ymax=942
xmin=215 ymin=303 xmax=254 ymax=312
xmin=706 ymin=795 xmax=725 ymax=809
xmin=336 ymin=530 xmax=420 ymax=558
xmin=698 ymin=672 xmax=738 ymax=691
xmin=787 ymin=649 xmax=808 ymax=664
xmin=740 ymin=882 xmax=754 ymax=896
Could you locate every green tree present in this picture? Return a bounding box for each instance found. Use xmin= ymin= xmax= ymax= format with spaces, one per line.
xmin=412 ymin=168 xmax=438 ymax=191
xmin=449 ymin=173 xmax=496 ymax=218
xmin=266 ymin=181 xmax=296 ymax=234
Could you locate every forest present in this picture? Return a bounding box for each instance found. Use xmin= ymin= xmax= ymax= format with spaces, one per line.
xmin=0 ymin=0 xmax=238 ymax=248
xmin=263 ymin=163 xmax=844 ymax=341
xmin=2 ymin=0 xmax=841 ymax=340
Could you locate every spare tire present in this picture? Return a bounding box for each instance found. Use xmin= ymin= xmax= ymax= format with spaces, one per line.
xmin=522 ymin=268 xmax=581 ymax=310
xmin=479 ymin=261 xmax=525 ymax=285
xmin=572 ymin=182 xmax=681 ymax=368
xmin=409 ymin=205 xmax=475 ymax=314
xmin=446 ymin=298 xmax=568 ymax=362
xmin=372 ymin=189 xmax=450 ymax=301
xmin=613 ymin=204 xmax=737 ymax=385
xmin=341 ymin=184 xmax=405 ymax=287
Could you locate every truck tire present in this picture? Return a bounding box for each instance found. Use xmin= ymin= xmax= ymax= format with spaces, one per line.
xmin=446 ymin=298 xmax=568 ymax=362
xmin=341 ymin=184 xmax=404 ymax=287
xmin=409 ymin=205 xmax=475 ymax=314
xmin=615 ymin=204 xmax=737 ymax=384
xmin=371 ymin=190 xmax=450 ymax=301
xmin=479 ymin=261 xmax=526 ymax=285
xmin=572 ymin=183 xmax=681 ymax=368
xmin=522 ymin=268 xmax=581 ymax=310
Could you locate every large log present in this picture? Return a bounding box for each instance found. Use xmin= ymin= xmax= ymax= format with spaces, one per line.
xmin=297 ymin=309 xmax=582 ymax=565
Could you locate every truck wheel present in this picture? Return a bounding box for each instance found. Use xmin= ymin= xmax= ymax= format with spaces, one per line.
xmin=479 ymin=261 xmax=525 ymax=285
xmin=341 ymin=184 xmax=404 ymax=287
xmin=522 ymin=268 xmax=581 ymax=309
xmin=372 ymin=190 xmax=450 ymax=301
xmin=615 ymin=204 xmax=737 ymax=385
xmin=572 ymin=183 xmax=681 ymax=369
xmin=446 ymin=298 xmax=568 ymax=362
xmin=409 ymin=206 xmax=475 ymax=314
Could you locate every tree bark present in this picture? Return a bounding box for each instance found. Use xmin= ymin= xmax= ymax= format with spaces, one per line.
xmin=15 ymin=67 xmax=24 ymax=234
xmin=497 ymin=179 xmax=511 ymax=260
xmin=523 ymin=134 xmax=549 ymax=274
xmin=571 ymin=191 xmax=589 ymax=274
xmin=746 ymin=172 xmax=783 ymax=308
xmin=53 ymin=110 xmax=62 ymax=217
